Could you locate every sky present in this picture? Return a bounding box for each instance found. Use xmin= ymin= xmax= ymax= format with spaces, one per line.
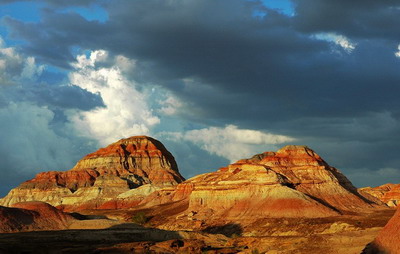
xmin=0 ymin=0 xmax=400 ymax=196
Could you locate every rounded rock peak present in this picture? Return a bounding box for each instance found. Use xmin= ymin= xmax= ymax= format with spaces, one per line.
xmin=112 ymin=135 xmax=170 ymax=150
xmin=83 ymin=135 xmax=172 ymax=159
xmin=115 ymin=135 xmax=154 ymax=142
xmin=276 ymin=145 xmax=320 ymax=158
xmin=70 ymin=135 xmax=184 ymax=184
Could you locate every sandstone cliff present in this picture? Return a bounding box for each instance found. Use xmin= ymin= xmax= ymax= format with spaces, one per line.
xmin=359 ymin=183 xmax=400 ymax=207
xmin=0 ymin=136 xmax=185 ymax=211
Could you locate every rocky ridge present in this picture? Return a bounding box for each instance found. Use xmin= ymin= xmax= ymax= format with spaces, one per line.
xmin=128 ymin=145 xmax=383 ymax=231
xmin=0 ymin=136 xmax=185 ymax=211
xmin=0 ymin=137 xmax=395 ymax=254
xmin=239 ymin=146 xmax=378 ymax=212
xmin=0 ymin=139 xmax=386 ymax=225
xmin=359 ymin=183 xmax=400 ymax=207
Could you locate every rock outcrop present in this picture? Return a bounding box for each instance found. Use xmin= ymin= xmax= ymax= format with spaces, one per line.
xmin=359 ymin=183 xmax=400 ymax=207
xmin=0 ymin=202 xmax=74 ymax=232
xmin=249 ymin=145 xmax=379 ymax=212
xmin=180 ymin=161 xmax=341 ymax=219
xmin=365 ymin=207 xmax=400 ymax=253
xmin=137 ymin=146 xmax=382 ymax=228
xmin=0 ymin=136 xmax=185 ymax=211
xmin=0 ymin=142 xmax=384 ymax=221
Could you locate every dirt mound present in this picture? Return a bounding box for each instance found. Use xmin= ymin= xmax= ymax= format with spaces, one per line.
xmin=0 ymin=201 xmax=74 ymax=232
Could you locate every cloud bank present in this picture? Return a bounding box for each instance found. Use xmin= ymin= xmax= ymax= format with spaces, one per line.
xmin=163 ymin=125 xmax=295 ymax=162
xmin=1 ymin=0 xmax=400 ymax=190
xmin=68 ymin=50 xmax=160 ymax=145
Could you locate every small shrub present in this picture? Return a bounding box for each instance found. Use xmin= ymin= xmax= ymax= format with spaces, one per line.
xmin=231 ymin=233 xmax=240 ymax=239
xmin=131 ymin=211 xmax=148 ymax=225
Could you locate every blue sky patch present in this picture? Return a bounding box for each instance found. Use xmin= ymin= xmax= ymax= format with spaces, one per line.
xmin=0 ymin=2 xmax=44 ymax=22
xmin=259 ymin=0 xmax=295 ymax=16
xmin=62 ymin=5 xmax=109 ymax=23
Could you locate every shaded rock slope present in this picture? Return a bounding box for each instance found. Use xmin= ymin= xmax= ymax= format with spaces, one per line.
xmin=0 ymin=201 xmax=75 ymax=232
xmin=364 ymin=207 xmax=400 ymax=254
xmin=0 ymin=136 xmax=185 ymax=211
xmin=374 ymin=207 xmax=400 ymax=253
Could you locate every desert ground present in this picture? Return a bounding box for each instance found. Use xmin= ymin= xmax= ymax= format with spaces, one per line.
xmin=0 ymin=208 xmax=394 ymax=254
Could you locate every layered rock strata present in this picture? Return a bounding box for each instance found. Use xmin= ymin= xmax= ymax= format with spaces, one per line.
xmin=180 ymin=162 xmax=340 ymax=219
xmin=137 ymin=146 xmax=382 ymax=225
xmin=0 ymin=136 xmax=184 ymax=211
xmin=359 ymin=183 xmax=400 ymax=207
xmin=246 ymin=146 xmax=379 ymax=212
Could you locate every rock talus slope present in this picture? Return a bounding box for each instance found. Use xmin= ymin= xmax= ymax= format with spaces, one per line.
xmin=0 ymin=136 xmax=185 ymax=211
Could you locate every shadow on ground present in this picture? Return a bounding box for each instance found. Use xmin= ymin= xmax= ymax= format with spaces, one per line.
xmin=203 ymin=223 xmax=243 ymax=237
xmin=0 ymin=223 xmax=182 ymax=254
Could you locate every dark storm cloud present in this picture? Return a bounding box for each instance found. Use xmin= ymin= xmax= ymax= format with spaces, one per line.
xmin=0 ymin=100 xmax=98 ymax=197
xmin=293 ymin=0 xmax=400 ymax=40
xmin=0 ymin=78 xmax=104 ymax=111
xmin=3 ymin=10 xmax=105 ymax=68
xmin=5 ymin=0 xmax=400 ymax=119
xmin=25 ymin=84 xmax=105 ymax=111
xmin=0 ymin=84 xmax=102 ymax=196
xmin=43 ymin=0 xmax=97 ymax=7
xmin=3 ymin=0 xmax=400 ymax=186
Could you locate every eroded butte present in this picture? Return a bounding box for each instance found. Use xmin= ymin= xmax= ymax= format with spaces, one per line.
xmin=0 ymin=136 xmax=397 ymax=254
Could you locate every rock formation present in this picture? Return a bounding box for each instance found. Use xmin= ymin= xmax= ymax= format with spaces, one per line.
xmin=364 ymin=207 xmax=400 ymax=253
xmin=0 ymin=141 xmax=384 ymax=221
xmin=0 ymin=136 xmax=185 ymax=211
xmin=359 ymin=183 xmax=400 ymax=207
xmin=136 ymin=146 xmax=382 ymax=228
xmin=0 ymin=141 xmax=394 ymax=252
xmin=236 ymin=146 xmax=379 ymax=212
xmin=0 ymin=202 xmax=74 ymax=232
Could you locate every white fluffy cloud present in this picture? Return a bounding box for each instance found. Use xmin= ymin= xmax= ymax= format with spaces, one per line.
xmin=395 ymin=44 xmax=400 ymax=58
xmin=68 ymin=50 xmax=160 ymax=145
xmin=163 ymin=124 xmax=296 ymax=162
xmin=0 ymin=37 xmax=44 ymax=85
xmin=313 ymin=33 xmax=356 ymax=53
xmin=159 ymin=95 xmax=182 ymax=115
